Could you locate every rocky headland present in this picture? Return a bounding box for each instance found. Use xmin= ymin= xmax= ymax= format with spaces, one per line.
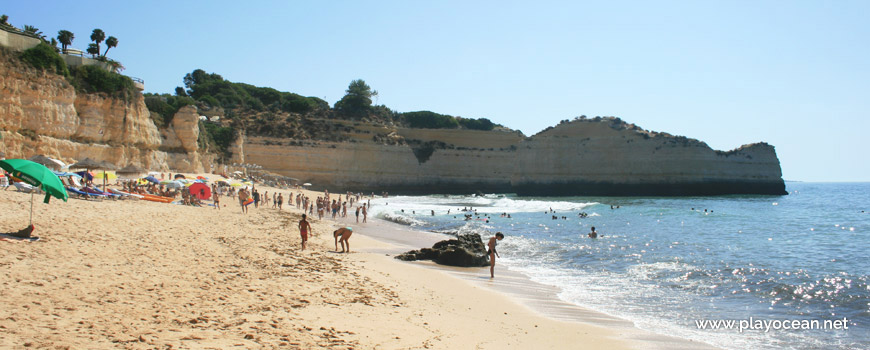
xmin=234 ymin=117 xmax=786 ymax=196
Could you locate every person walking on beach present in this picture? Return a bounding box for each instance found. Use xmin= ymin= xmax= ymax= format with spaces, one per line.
xmin=238 ymin=188 xmax=249 ymax=214
xmin=299 ymin=214 xmax=312 ymax=251
xmin=361 ymin=204 xmax=367 ymax=223
xmin=333 ymin=227 xmax=353 ymax=253
xmin=487 ymin=232 xmax=505 ymax=278
xmin=277 ymin=193 xmax=283 ymax=210
xmin=252 ymin=189 xmax=260 ymax=209
xmin=355 ymin=206 xmax=360 ymax=223
xmin=213 ymin=190 xmax=220 ymax=210
xmin=588 ymin=226 xmax=598 ymax=238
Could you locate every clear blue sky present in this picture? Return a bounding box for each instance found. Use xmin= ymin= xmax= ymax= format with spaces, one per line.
xmin=5 ymin=1 xmax=868 ymax=181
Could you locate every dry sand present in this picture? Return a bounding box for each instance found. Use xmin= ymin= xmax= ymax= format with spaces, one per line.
xmin=0 ymin=174 xmax=634 ymax=349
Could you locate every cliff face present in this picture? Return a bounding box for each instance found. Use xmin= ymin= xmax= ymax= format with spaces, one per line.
xmin=0 ymin=51 xmax=212 ymax=172
xmin=233 ymin=118 xmax=785 ymax=196
xmin=511 ymin=119 xmax=785 ymax=195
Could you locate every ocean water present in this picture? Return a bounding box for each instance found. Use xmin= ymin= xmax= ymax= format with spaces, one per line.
xmin=368 ymin=183 xmax=869 ymax=350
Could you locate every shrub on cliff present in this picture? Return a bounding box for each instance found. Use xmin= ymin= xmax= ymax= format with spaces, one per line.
xmin=402 ymin=111 xmax=460 ymax=129
xmin=181 ymin=68 xmax=327 ymax=114
xmin=199 ymin=121 xmax=236 ymax=158
xmin=457 ymin=117 xmax=495 ymax=131
xmin=20 ymin=42 xmax=69 ymax=77
xmin=144 ymin=93 xmax=196 ymax=127
xmin=69 ymin=64 xmax=135 ymax=98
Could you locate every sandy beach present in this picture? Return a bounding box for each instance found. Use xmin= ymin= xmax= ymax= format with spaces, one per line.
xmin=0 ymin=174 xmax=642 ymax=349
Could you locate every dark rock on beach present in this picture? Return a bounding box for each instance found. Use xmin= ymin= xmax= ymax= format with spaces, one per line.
xmin=395 ymin=234 xmax=489 ymax=267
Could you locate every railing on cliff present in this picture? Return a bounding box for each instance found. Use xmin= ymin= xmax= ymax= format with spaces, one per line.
xmin=129 ymin=76 xmax=145 ymax=91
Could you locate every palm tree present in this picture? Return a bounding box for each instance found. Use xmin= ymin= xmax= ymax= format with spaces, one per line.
xmin=23 ymin=25 xmax=44 ymax=39
xmin=57 ymin=30 xmax=74 ymax=53
xmin=87 ymin=43 xmax=100 ymax=58
xmin=103 ymin=36 xmax=118 ymax=57
xmin=90 ymin=28 xmax=105 ymax=55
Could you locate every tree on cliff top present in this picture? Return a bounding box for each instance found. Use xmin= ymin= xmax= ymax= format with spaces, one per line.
xmin=86 ymin=43 xmax=100 ymax=58
xmin=334 ymin=79 xmax=377 ymax=119
xmin=22 ymin=25 xmax=45 ymax=40
xmin=57 ymin=30 xmax=74 ymax=52
xmin=103 ymin=36 xmax=118 ymax=57
xmin=90 ymin=28 xmax=105 ymax=56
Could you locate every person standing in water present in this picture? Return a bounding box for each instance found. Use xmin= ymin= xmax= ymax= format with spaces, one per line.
xmin=588 ymin=226 xmax=598 ymax=238
xmin=298 ymin=214 xmax=312 ymax=251
xmin=487 ymin=232 xmax=505 ymax=278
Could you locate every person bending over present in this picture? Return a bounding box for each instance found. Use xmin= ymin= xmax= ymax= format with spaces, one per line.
xmin=333 ymin=227 xmax=353 ymax=253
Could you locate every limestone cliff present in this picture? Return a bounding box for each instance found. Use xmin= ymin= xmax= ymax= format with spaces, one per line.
xmin=233 ymin=117 xmax=785 ymax=196
xmin=510 ymin=118 xmax=785 ymax=195
xmin=0 ymin=50 xmax=212 ymax=172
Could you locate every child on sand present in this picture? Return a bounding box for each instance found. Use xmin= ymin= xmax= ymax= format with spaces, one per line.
xmin=299 ymin=214 xmax=312 ymax=251
xmin=333 ymin=227 xmax=353 ymax=253
xmin=487 ymin=232 xmax=505 ymax=278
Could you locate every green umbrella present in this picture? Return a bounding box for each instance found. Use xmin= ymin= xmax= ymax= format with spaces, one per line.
xmin=0 ymin=159 xmax=69 ymax=225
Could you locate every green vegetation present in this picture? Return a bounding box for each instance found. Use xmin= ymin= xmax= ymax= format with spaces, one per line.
xmin=182 ymin=69 xmax=327 ymax=113
xmin=69 ymin=64 xmax=136 ymax=98
xmin=143 ymin=93 xmax=196 ymax=127
xmin=199 ymin=121 xmax=236 ymax=158
xmin=22 ymin=25 xmax=45 ymax=40
xmin=334 ymin=79 xmax=377 ymax=118
xmin=103 ymin=36 xmax=117 ymax=56
xmin=457 ymin=117 xmax=495 ymax=131
xmin=402 ymin=111 xmax=459 ymax=129
xmin=89 ymin=29 xmax=105 ymax=58
xmin=20 ymin=42 xmax=69 ymax=76
xmin=400 ymin=111 xmax=496 ymax=131
xmin=57 ymin=30 xmax=74 ymax=52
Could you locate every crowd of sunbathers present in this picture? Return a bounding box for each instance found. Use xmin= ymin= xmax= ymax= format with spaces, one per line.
xmin=121 ymin=181 xmax=179 ymax=198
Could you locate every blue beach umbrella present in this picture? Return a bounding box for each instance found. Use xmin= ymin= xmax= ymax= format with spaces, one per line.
xmin=143 ymin=176 xmax=160 ymax=184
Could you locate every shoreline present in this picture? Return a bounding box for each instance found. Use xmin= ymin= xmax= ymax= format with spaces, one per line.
xmin=353 ymin=216 xmax=718 ymax=350
xmin=0 ymin=176 xmax=629 ymax=349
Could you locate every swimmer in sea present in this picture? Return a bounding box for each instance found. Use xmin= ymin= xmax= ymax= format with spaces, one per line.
xmin=487 ymin=232 xmax=505 ymax=278
xmin=588 ymin=226 xmax=598 ymax=239
xmin=333 ymin=227 xmax=353 ymax=253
